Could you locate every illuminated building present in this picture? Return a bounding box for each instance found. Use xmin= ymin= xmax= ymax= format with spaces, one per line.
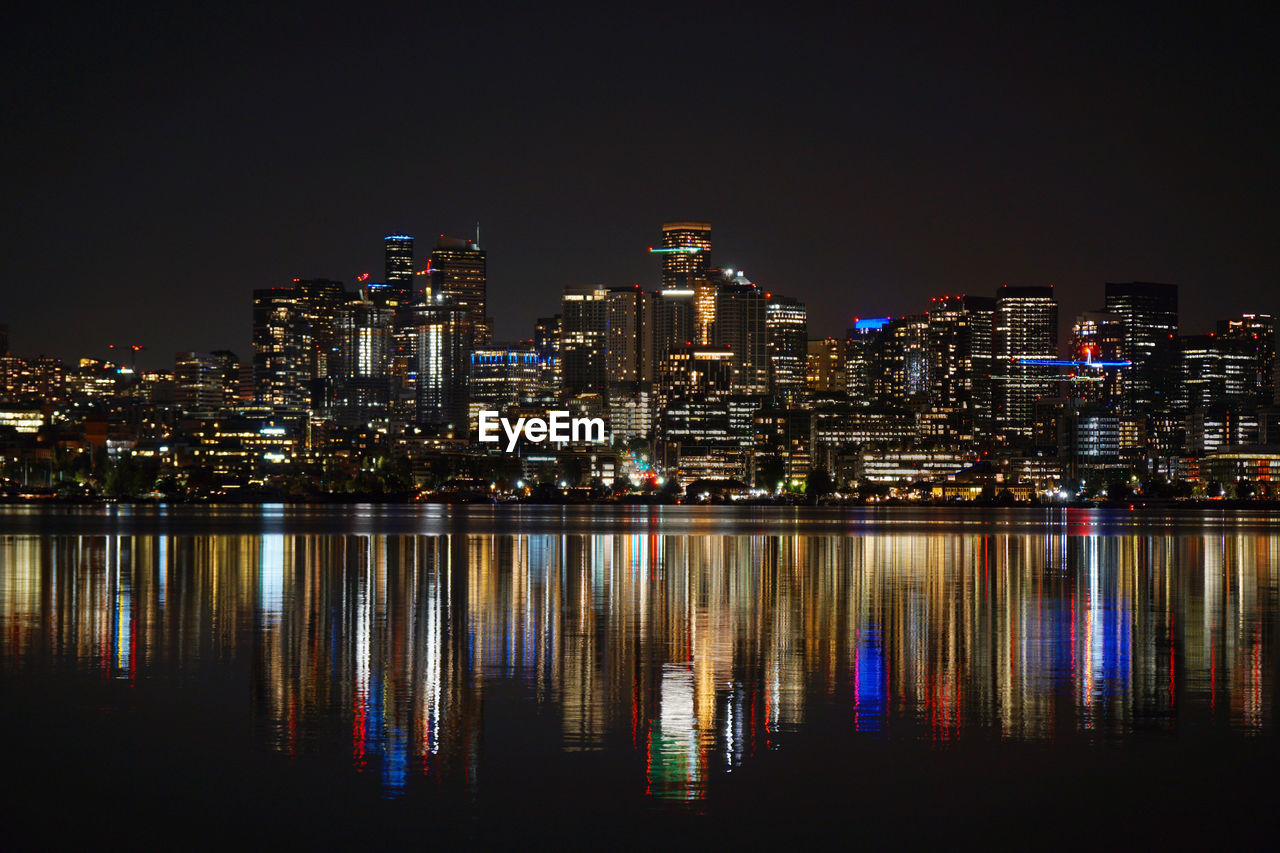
xmin=711 ymin=276 xmax=768 ymax=394
xmin=1216 ymin=313 xmax=1276 ymax=404
xmin=1104 ymin=281 xmax=1179 ymax=414
xmin=854 ymin=449 xmax=976 ymax=484
xmin=842 ymin=319 xmax=888 ymax=402
xmin=924 ymin=295 xmax=995 ymax=439
xmin=993 ymin=285 xmax=1059 ymax=444
xmin=252 ymin=287 xmax=312 ymax=411
xmin=878 ymin=314 xmax=930 ymax=404
xmin=383 ymin=234 xmax=414 ymax=306
xmin=534 ymin=314 xmax=562 ymax=397
xmin=429 ymin=235 xmax=489 ymax=345
xmin=606 ymin=286 xmax=652 ymax=388
xmin=807 ymin=337 xmax=846 ymax=393
xmin=651 ymin=287 xmax=696 ymax=369
xmin=468 ymin=345 xmax=543 ymax=424
xmin=659 ymin=346 xmax=735 ymax=401
xmin=652 ymin=221 xmax=711 ymax=290
xmin=753 ymin=407 xmax=811 ymax=484
xmin=1178 ymin=334 xmax=1255 ymax=413
xmin=561 ymin=286 xmax=609 ymax=395
xmin=333 ymin=299 xmax=394 ymax=425
xmin=1068 ymin=311 xmax=1124 ymax=404
xmin=413 ymin=298 xmax=470 ymax=434
xmin=252 ymin=278 xmax=348 ymax=413
xmin=173 ymin=352 xmax=226 ymax=414
xmin=765 ymin=294 xmax=807 ymax=399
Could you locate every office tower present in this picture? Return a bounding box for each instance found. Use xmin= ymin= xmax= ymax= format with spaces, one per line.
xmin=659 ymin=346 xmax=736 ymax=400
xmin=560 ymin=286 xmax=609 ymax=396
xmin=1179 ymin=335 xmax=1256 ymax=412
xmin=469 ymin=345 xmax=542 ymax=422
xmin=1067 ymin=311 xmax=1125 ymax=404
xmin=651 ymin=287 xmax=696 ymax=368
xmin=1216 ymin=313 xmax=1276 ymax=405
xmin=174 ymin=352 xmax=225 ymax=414
xmin=252 ymin=287 xmax=313 ymax=411
xmin=844 ymin=318 xmax=889 ymax=403
xmin=606 ymin=286 xmax=652 ymax=386
xmin=712 ymin=278 xmax=768 ymax=394
xmin=958 ymin=296 xmax=996 ymax=442
xmin=652 ymin=221 xmax=711 ymax=290
xmin=878 ymin=314 xmax=930 ymax=404
xmin=413 ymin=299 xmax=470 ymax=433
xmin=765 ymin=294 xmax=807 ymax=398
xmin=807 ymin=337 xmax=847 ymax=393
xmin=210 ymin=350 xmax=251 ymax=405
xmin=332 ymin=299 xmax=394 ymax=425
xmin=534 ymin=314 xmax=562 ymax=397
xmin=430 ymin=235 xmax=489 ymax=344
xmin=993 ymin=285 xmax=1058 ymax=443
xmin=1104 ymin=282 xmax=1179 ymax=413
xmin=384 ymin=235 xmax=414 ymax=306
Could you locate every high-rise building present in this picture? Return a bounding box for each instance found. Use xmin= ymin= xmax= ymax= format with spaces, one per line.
xmin=429 ymin=235 xmax=489 ymax=344
xmin=1216 ymin=313 xmax=1276 ymax=405
xmin=652 ymin=221 xmax=711 ymax=291
xmin=808 ymin=337 xmax=848 ymax=393
xmin=468 ymin=345 xmax=543 ymax=425
xmin=606 ymin=285 xmax=652 ymax=387
xmin=1104 ymin=282 xmax=1178 ymax=414
xmin=174 ymin=352 xmax=225 ymax=414
xmin=878 ymin=314 xmax=930 ymax=405
xmin=844 ymin=318 xmax=890 ymax=404
xmin=252 ymin=287 xmax=313 ymax=411
xmin=1068 ymin=311 xmax=1125 ymax=404
xmin=765 ymin=295 xmax=807 ymax=399
xmin=333 ymin=299 xmax=394 ymax=425
xmin=413 ymin=298 xmax=470 ymax=433
xmin=560 ymin=286 xmax=609 ymax=396
xmin=533 ymin=314 xmax=562 ymax=398
xmin=993 ymin=285 xmax=1059 ymax=443
xmin=651 ymin=287 xmax=696 ymax=368
xmin=712 ymin=278 xmax=768 ymax=394
xmin=383 ymin=235 xmax=414 ymax=306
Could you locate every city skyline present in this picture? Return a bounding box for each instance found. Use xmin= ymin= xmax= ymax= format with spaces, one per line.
xmin=3 ymin=3 xmax=1277 ymax=366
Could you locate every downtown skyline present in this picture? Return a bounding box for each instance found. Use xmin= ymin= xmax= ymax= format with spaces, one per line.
xmin=3 ymin=2 xmax=1277 ymax=366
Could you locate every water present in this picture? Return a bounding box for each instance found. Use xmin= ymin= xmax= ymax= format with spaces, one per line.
xmin=1 ymin=505 xmax=1276 ymax=846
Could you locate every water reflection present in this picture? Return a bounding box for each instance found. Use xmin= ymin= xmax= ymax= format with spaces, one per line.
xmin=1 ymin=528 xmax=1275 ymax=802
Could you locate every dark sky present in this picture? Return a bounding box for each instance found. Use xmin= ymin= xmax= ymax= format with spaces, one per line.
xmin=3 ymin=1 xmax=1276 ymax=368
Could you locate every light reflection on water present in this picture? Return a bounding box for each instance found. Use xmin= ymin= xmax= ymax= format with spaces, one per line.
xmin=1 ymin=520 xmax=1275 ymax=804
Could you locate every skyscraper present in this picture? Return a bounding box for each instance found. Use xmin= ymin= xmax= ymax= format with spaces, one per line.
xmin=712 ymin=279 xmax=768 ymax=394
xmin=1103 ymin=282 xmax=1178 ymax=413
xmin=1216 ymin=313 xmax=1276 ymax=405
xmin=252 ymin=287 xmax=313 ymax=411
xmin=605 ymin=285 xmax=652 ymax=387
xmin=560 ymin=286 xmax=609 ymax=396
xmin=383 ymin=235 xmax=414 ymax=306
xmin=414 ymin=298 xmax=470 ymax=433
xmin=652 ymin=221 xmax=711 ymax=291
xmin=765 ymin=294 xmax=807 ymax=399
xmin=429 ymin=235 xmax=489 ymax=344
xmin=333 ymin=299 xmax=394 ymax=425
xmin=993 ymin=285 xmax=1059 ymax=443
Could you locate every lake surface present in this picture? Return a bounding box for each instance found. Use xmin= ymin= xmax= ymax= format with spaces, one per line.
xmin=2 ymin=505 xmax=1276 ymax=847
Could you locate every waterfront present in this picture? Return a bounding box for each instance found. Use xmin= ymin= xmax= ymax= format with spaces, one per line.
xmin=2 ymin=506 xmax=1276 ymax=846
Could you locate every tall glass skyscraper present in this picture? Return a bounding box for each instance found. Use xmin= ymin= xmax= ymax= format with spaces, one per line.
xmin=429 ymin=236 xmax=489 ymax=345
xmin=383 ymin=235 xmax=414 ymax=305
xmin=652 ymin=221 xmax=711 ymax=291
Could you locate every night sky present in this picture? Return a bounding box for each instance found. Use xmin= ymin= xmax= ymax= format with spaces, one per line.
xmin=4 ymin=1 xmax=1275 ymax=368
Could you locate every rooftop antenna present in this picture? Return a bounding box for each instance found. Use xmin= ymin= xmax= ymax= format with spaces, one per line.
xmin=475 ymin=221 xmax=480 ymax=248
